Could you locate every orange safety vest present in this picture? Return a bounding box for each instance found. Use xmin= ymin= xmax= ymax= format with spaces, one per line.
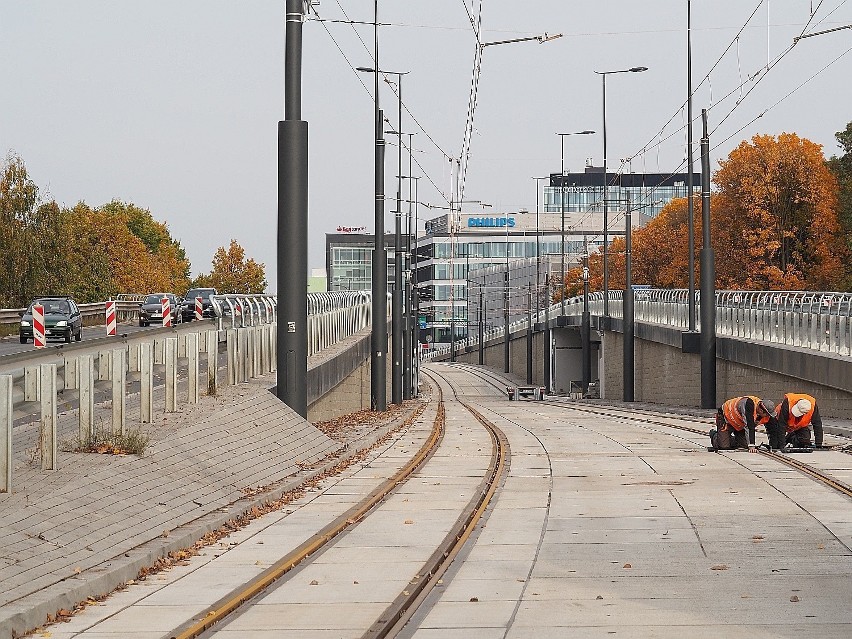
xmin=722 ymin=396 xmax=768 ymax=431
xmin=780 ymin=393 xmax=816 ymax=432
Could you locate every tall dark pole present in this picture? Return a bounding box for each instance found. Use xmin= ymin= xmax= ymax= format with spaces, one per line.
xmin=504 ymin=269 xmax=510 ymax=373
xmin=478 ymin=287 xmax=484 ymax=365
xmin=560 ymin=136 xmax=566 ymax=315
xmin=687 ymin=0 xmax=696 ymax=331
xmin=601 ymin=73 xmax=609 ymax=319
xmin=595 ymin=68 xmax=645 ymax=319
xmin=581 ymin=237 xmax=591 ymax=395
xmin=535 ymin=177 xmax=541 ymax=317
xmin=700 ymin=108 xmax=717 ymax=408
xmin=526 ymin=284 xmax=533 ymax=383
xmin=391 ymin=76 xmax=403 ymax=405
xmin=412 ymin=177 xmax=420 ymax=394
xmin=278 ymin=0 xmax=308 ymax=416
xmin=370 ymin=1 xmax=387 ymax=412
xmin=544 ymin=273 xmax=551 ymax=392
xmin=403 ymin=133 xmax=413 ymax=400
xmin=623 ymin=196 xmax=634 ymax=402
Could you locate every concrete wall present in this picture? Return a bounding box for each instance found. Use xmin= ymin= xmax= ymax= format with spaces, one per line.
xmin=602 ymin=321 xmax=852 ymax=417
xmin=438 ymin=314 xmax=852 ymax=418
xmin=306 ymin=329 xmax=392 ymax=423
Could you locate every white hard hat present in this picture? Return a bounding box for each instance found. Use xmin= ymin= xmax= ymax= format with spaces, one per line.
xmin=791 ymin=398 xmax=812 ymax=418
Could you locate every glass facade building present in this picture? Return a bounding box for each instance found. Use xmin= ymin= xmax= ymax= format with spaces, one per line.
xmin=544 ymin=167 xmax=701 ymax=219
xmin=325 ymin=234 xmax=396 ymax=292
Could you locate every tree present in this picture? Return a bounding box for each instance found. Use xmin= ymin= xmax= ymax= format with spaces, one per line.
xmin=826 ymin=121 xmax=852 ymax=287
xmin=561 ymin=132 xmax=848 ymax=298
xmin=715 ymin=133 xmax=845 ymax=290
xmin=195 ymin=240 xmax=267 ymax=294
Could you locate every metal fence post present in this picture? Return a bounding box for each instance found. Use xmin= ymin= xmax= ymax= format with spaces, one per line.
xmin=187 ymin=333 xmax=199 ymax=404
xmin=165 ymin=337 xmax=178 ymax=412
xmin=24 ymin=366 xmax=40 ymax=402
xmin=227 ymin=328 xmax=237 ymax=385
xmin=1 ymin=375 xmax=12 ymax=493
xmin=269 ymin=323 xmax=277 ymax=373
xmin=111 ymin=348 xmax=126 ymax=435
xmin=40 ymin=364 xmax=57 ymax=471
xmin=141 ymin=342 xmax=153 ymax=423
xmin=78 ymin=355 xmax=95 ymax=443
xmin=206 ymin=329 xmax=218 ymax=395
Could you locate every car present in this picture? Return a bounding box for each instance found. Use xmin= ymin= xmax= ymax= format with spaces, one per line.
xmin=138 ymin=293 xmax=182 ymax=327
xmin=20 ymin=297 xmax=83 ymax=344
xmin=180 ymin=288 xmax=218 ymax=321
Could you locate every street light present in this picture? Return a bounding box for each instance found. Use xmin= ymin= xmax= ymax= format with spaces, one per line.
xmin=556 ymin=130 xmax=595 ymax=316
xmin=532 ymin=176 xmax=549 ymax=317
xmin=594 ymin=65 xmax=647 ymax=319
xmin=357 ymin=66 xmax=409 ymax=406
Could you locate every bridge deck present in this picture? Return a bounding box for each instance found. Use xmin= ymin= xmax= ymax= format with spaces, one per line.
xmin=1 ymin=364 xmax=851 ymax=638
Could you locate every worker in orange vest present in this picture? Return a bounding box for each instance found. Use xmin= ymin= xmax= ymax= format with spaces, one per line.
xmin=709 ymin=396 xmax=778 ymax=452
xmin=775 ymin=393 xmax=823 ymax=448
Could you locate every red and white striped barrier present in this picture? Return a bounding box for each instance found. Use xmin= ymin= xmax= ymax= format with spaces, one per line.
xmin=195 ymin=296 xmax=203 ymax=321
xmin=33 ymin=303 xmax=46 ymax=348
xmin=162 ymin=297 xmax=171 ymax=328
xmin=105 ymin=300 xmax=117 ymax=336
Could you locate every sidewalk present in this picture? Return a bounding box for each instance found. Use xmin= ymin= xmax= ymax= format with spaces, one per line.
xmin=0 ymin=372 xmax=419 ymax=639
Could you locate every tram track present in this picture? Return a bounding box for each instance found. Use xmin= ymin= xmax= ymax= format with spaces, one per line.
xmin=167 ymin=369 xmax=510 ymax=639
xmin=446 ymin=362 xmax=852 ymax=502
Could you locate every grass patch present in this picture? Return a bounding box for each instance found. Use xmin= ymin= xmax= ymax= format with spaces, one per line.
xmin=62 ymin=427 xmax=150 ymax=456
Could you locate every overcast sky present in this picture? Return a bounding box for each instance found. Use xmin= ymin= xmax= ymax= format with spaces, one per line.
xmin=1 ymin=1 xmax=850 ymax=291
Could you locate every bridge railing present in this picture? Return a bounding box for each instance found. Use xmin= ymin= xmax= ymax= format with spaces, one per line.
xmin=425 ymin=289 xmax=852 ymax=359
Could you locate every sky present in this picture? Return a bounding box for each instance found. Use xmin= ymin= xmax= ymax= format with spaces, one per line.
xmin=1 ymin=1 xmax=850 ymax=292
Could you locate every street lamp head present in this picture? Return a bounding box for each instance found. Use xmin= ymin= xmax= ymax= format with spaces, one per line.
xmin=355 ymin=67 xmax=374 ymax=73
xmin=629 ymin=66 xmax=649 ymax=73
xmin=557 ymin=130 xmax=596 ymax=136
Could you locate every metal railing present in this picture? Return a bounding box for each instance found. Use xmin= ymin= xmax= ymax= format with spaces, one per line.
xmin=426 ymin=289 xmax=852 ymax=359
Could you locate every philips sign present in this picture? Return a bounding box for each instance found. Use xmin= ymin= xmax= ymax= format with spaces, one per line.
xmin=467 ymin=216 xmax=516 ymax=228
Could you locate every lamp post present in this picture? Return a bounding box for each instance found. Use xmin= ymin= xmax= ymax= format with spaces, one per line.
xmin=581 ymin=237 xmax=591 ymax=395
xmin=594 ymin=66 xmax=647 ymax=319
xmin=357 ymin=66 xmax=409 ymax=406
xmin=623 ymin=194 xmax=634 ymax=402
xmin=532 ymin=176 xmax=548 ymax=318
xmin=278 ymin=0 xmax=308 ymax=416
xmin=556 ymin=131 xmax=595 ymax=316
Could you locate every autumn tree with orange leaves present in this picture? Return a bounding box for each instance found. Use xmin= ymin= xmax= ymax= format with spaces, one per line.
xmin=191 ymin=239 xmax=267 ymax=294
xmin=561 ymin=132 xmax=848 ymax=298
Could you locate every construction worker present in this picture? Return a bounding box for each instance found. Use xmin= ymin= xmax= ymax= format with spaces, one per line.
xmin=709 ymin=396 xmax=777 ymax=452
xmin=775 ymin=393 xmax=823 ymax=448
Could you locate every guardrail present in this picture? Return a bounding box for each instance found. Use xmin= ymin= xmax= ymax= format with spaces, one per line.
xmin=0 ymin=320 xmax=277 ymax=493
xmin=426 ymin=289 xmax=852 ymax=359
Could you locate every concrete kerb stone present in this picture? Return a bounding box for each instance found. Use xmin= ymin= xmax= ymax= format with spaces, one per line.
xmin=0 ymin=392 xmax=432 ymax=639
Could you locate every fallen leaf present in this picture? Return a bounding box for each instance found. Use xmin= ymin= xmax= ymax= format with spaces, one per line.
xmin=711 ymin=565 xmax=728 ymax=571
xmin=310 ymin=580 xmax=319 ymax=586
xmin=404 ymin=519 xmax=414 ymax=525
xmin=623 ymin=563 xmax=632 ymax=569
xmin=162 ymin=530 xmax=170 ymax=538
xmin=469 ymin=597 xmax=479 ymax=602
xmin=790 ymin=595 xmax=800 ymax=602
xmin=752 ymin=535 xmax=764 ymax=540
xmin=73 ymin=567 xmax=81 ymax=575
xmin=596 ymin=595 xmax=604 ymax=600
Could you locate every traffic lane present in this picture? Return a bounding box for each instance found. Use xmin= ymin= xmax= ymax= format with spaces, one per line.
xmin=0 ymin=321 xmax=189 ymax=358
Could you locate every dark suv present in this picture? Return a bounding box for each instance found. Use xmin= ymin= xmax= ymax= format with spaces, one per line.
xmin=138 ymin=293 xmax=182 ymax=327
xmin=20 ymin=297 xmax=83 ymax=344
xmin=180 ymin=288 xmax=218 ymax=321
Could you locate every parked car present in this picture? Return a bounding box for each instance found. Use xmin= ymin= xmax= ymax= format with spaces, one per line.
xmin=20 ymin=297 xmax=83 ymax=344
xmin=180 ymin=288 xmax=218 ymax=321
xmin=138 ymin=293 xmax=182 ymax=327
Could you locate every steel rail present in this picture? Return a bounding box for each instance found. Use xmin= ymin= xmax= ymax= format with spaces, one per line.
xmin=168 ymin=396 xmax=440 ymax=639
xmin=446 ymin=363 xmax=852 ymax=501
xmin=368 ymin=369 xmax=509 ymax=638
